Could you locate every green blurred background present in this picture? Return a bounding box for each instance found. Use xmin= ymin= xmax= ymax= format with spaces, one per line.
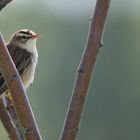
xmin=1 ymin=0 xmax=140 ymax=139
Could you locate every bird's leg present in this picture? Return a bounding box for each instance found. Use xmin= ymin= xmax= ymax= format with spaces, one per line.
xmin=5 ymin=92 xmax=13 ymax=110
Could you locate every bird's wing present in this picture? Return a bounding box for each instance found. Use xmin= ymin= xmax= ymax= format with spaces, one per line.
xmin=0 ymin=44 xmax=32 ymax=95
xmin=8 ymin=44 xmax=32 ymax=76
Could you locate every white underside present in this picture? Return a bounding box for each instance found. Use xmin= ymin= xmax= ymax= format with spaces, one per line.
xmin=22 ymin=46 xmax=38 ymax=89
xmin=21 ymin=59 xmax=37 ymax=89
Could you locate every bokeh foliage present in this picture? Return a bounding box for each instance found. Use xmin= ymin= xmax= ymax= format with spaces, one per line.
xmin=0 ymin=1 xmax=140 ymax=140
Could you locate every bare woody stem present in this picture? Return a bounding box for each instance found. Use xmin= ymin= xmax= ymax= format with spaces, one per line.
xmin=0 ymin=0 xmax=21 ymax=140
xmin=0 ymin=0 xmax=13 ymax=11
xmin=0 ymin=97 xmax=22 ymax=140
xmin=59 ymin=0 xmax=111 ymax=140
xmin=0 ymin=34 xmax=42 ymax=140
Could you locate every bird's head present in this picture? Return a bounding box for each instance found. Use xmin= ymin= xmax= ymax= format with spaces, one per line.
xmin=9 ymin=29 xmax=39 ymax=52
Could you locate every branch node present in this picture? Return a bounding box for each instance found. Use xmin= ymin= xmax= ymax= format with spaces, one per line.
xmin=26 ymin=128 xmax=32 ymax=134
xmin=99 ymin=41 xmax=104 ymax=48
xmin=5 ymin=104 xmax=13 ymax=110
xmin=90 ymin=16 xmax=93 ymax=21
xmin=71 ymin=127 xmax=79 ymax=134
xmin=7 ymin=74 xmax=17 ymax=81
xmin=20 ymin=127 xmax=32 ymax=135
xmin=78 ymin=67 xmax=85 ymax=74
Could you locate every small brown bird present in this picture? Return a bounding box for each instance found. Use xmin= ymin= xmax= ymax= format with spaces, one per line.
xmin=0 ymin=29 xmax=39 ymax=97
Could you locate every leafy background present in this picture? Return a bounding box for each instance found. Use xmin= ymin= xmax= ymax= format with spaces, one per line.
xmin=0 ymin=0 xmax=140 ymax=139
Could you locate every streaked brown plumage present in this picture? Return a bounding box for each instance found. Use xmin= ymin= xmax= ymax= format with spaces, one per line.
xmin=0 ymin=29 xmax=39 ymax=97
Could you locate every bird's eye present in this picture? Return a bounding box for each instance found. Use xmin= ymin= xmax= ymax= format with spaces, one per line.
xmin=22 ymin=36 xmax=26 ymax=39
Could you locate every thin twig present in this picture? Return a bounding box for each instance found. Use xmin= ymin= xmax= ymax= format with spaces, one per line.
xmin=0 ymin=33 xmax=42 ymax=140
xmin=59 ymin=0 xmax=111 ymax=140
xmin=0 ymin=0 xmax=13 ymax=11
xmin=0 ymin=97 xmax=21 ymax=140
xmin=4 ymin=97 xmax=24 ymax=140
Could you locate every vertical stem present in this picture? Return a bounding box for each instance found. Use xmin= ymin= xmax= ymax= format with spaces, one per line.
xmin=59 ymin=0 xmax=111 ymax=140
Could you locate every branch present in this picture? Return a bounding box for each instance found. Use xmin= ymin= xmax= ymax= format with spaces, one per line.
xmin=4 ymin=97 xmax=24 ymax=140
xmin=0 ymin=97 xmax=22 ymax=140
xmin=59 ymin=0 xmax=111 ymax=140
xmin=0 ymin=1 xmax=21 ymax=139
xmin=0 ymin=33 xmax=42 ymax=140
xmin=0 ymin=0 xmax=13 ymax=11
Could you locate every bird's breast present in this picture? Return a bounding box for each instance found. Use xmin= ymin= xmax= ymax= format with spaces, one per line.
xmin=21 ymin=55 xmax=38 ymax=89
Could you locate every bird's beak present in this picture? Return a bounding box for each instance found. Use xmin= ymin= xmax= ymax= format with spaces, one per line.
xmin=31 ymin=34 xmax=40 ymax=39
